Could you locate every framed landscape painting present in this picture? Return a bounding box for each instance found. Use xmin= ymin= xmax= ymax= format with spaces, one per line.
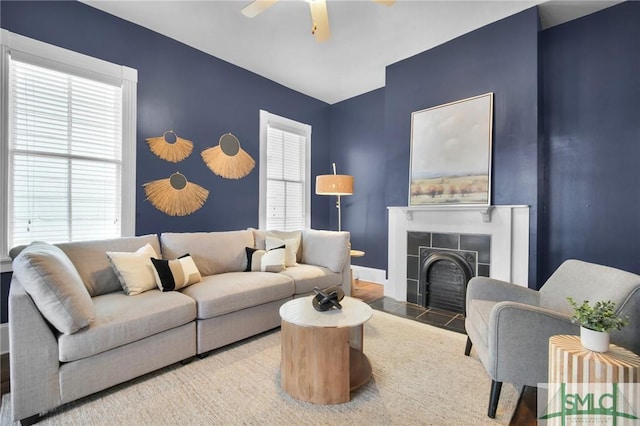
xmin=409 ymin=92 xmax=493 ymax=206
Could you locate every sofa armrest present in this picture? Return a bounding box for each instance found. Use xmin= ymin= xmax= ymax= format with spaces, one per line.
xmin=487 ymin=301 xmax=578 ymax=386
xmin=9 ymin=278 xmax=61 ymax=421
xmin=466 ymin=276 xmax=540 ymax=314
xmin=301 ymin=229 xmax=351 ymax=295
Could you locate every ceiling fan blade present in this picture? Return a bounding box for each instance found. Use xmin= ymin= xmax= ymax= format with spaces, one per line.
xmin=372 ymin=0 xmax=396 ymax=6
xmin=241 ymin=0 xmax=278 ymax=18
xmin=309 ymin=0 xmax=330 ymax=42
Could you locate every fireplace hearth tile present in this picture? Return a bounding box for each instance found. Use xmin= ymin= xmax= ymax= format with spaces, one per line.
xmin=407 ymin=232 xmax=431 ymax=255
xmin=460 ymin=234 xmax=491 ymax=263
xmin=478 ymin=264 xmax=490 ymax=277
xmin=432 ymin=233 xmax=459 ymax=249
xmin=369 ymin=297 xmax=466 ymax=334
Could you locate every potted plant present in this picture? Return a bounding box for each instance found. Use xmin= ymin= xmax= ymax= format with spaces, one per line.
xmin=567 ymin=297 xmax=629 ymax=352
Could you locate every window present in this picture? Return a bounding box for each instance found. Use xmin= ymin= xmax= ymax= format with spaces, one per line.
xmin=1 ymin=30 xmax=137 ymax=271
xmin=259 ymin=110 xmax=311 ymax=231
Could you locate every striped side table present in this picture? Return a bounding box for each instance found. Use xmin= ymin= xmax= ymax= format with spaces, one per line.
xmin=549 ymin=335 xmax=640 ymax=384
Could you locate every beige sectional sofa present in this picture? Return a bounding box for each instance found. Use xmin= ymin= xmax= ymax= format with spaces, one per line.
xmin=8 ymin=228 xmax=351 ymax=423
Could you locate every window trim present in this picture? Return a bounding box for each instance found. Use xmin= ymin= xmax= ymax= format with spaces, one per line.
xmin=0 ymin=29 xmax=137 ymax=272
xmin=258 ymin=110 xmax=311 ymax=230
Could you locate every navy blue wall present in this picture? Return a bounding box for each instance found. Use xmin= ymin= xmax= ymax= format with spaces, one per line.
xmin=0 ymin=0 xmax=332 ymax=323
xmin=539 ymin=1 xmax=640 ymax=280
xmin=383 ymin=8 xmax=541 ymax=285
xmin=329 ymin=89 xmax=386 ymax=269
xmin=3 ymin=1 xmax=640 ymax=324
xmin=0 ymin=0 xmax=332 ymax=235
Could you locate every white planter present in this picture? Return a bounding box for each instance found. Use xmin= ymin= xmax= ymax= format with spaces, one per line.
xmin=580 ymin=326 xmax=610 ymax=352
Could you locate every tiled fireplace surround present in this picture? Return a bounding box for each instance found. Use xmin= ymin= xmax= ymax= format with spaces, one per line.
xmin=387 ymin=205 xmax=530 ymax=303
xmin=406 ymin=231 xmax=491 ymax=307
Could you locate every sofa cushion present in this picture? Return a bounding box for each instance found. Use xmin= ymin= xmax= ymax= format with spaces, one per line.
xmin=161 ymin=230 xmax=253 ymax=275
xmin=301 ymin=229 xmax=349 ymax=273
xmin=58 ymin=289 xmax=196 ymax=362
xmin=12 ymin=241 xmax=95 ymax=335
xmin=251 ymin=228 xmax=302 ymax=263
xmin=56 ymin=235 xmax=162 ymax=297
xmin=106 ymin=243 xmax=159 ymax=295
xmin=151 ymin=254 xmax=202 ymax=291
xmin=280 ymin=264 xmax=343 ymax=295
xmin=180 ymin=272 xmax=294 ymax=319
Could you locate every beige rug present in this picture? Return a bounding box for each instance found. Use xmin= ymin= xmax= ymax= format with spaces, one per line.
xmin=0 ymin=310 xmax=519 ymax=425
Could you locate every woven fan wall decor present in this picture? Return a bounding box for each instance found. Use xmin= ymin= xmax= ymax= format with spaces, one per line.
xmin=143 ymin=172 xmax=209 ymax=216
xmin=146 ymin=130 xmax=193 ymax=163
xmin=201 ymin=133 xmax=255 ymax=179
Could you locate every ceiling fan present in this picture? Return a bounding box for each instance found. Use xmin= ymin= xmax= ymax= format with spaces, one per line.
xmin=241 ymin=0 xmax=396 ymax=43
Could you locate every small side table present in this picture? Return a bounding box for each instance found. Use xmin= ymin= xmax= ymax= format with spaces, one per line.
xmin=279 ymin=296 xmax=373 ymax=404
xmin=349 ymin=249 xmax=365 ymax=291
xmin=549 ymin=335 xmax=640 ymax=384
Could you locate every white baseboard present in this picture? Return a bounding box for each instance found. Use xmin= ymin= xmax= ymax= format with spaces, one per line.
xmin=351 ymin=266 xmax=386 ymax=285
xmin=1 ymin=323 xmax=8 ymax=355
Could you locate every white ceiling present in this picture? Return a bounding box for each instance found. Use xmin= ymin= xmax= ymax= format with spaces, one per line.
xmin=82 ymin=0 xmax=620 ymax=104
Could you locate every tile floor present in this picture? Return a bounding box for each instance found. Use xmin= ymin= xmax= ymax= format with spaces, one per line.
xmin=369 ymin=296 xmax=466 ymax=334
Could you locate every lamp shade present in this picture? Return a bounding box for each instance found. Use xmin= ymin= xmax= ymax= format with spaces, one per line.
xmin=315 ymin=174 xmax=354 ymax=195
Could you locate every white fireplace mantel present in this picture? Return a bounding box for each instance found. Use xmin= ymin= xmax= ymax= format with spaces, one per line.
xmin=386 ymin=205 xmax=530 ymax=302
xmin=397 ymin=205 xmax=494 ymax=222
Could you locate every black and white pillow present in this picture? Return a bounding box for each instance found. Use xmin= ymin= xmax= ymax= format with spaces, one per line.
xmin=150 ymin=254 xmax=202 ymax=291
xmin=245 ymin=246 xmax=285 ymax=272
xmin=245 ymin=247 xmax=265 ymax=272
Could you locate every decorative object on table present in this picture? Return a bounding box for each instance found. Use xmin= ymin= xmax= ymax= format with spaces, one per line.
xmin=145 ymin=130 xmax=193 ymax=163
xmin=143 ymin=172 xmax=209 ymax=216
xmin=315 ymin=163 xmax=354 ymax=232
xmin=312 ymin=286 xmax=345 ymax=311
xmin=567 ymin=297 xmax=629 ymax=352
xmin=201 ymin=133 xmax=255 ymax=179
xmin=409 ymin=92 xmax=493 ymax=206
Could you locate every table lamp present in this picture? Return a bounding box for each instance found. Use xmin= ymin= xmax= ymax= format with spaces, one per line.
xmin=315 ymin=163 xmax=354 ymax=232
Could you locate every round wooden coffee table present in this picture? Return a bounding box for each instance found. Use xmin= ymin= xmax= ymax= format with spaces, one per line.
xmin=279 ymin=296 xmax=373 ymax=404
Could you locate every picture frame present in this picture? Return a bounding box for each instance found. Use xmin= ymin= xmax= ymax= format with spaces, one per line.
xmin=409 ymin=92 xmax=493 ymax=206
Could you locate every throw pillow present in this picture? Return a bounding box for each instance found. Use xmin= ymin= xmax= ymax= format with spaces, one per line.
xmin=106 ymin=243 xmax=159 ymax=295
xmin=261 ymin=246 xmax=286 ymax=273
xmin=250 ymin=228 xmax=302 ymax=263
xmin=151 ymin=254 xmax=202 ymax=292
xmin=265 ymin=236 xmax=299 ymax=267
xmin=245 ymin=247 xmax=266 ymax=272
xmin=12 ymin=241 xmax=95 ymax=334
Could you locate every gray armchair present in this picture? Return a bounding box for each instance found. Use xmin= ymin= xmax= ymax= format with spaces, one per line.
xmin=464 ymin=259 xmax=640 ymax=418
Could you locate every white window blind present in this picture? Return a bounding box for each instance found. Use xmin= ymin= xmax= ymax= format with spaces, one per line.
xmin=259 ymin=111 xmax=311 ymax=231
xmin=1 ymin=30 xmax=137 ymax=271
xmin=266 ymin=127 xmax=305 ymax=230
xmin=8 ymin=60 xmax=123 ymax=246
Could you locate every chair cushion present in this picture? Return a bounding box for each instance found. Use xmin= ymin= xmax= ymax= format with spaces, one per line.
xmin=12 ymin=241 xmax=95 ymax=334
xmin=467 ymin=299 xmax=497 ymax=348
xmin=180 ymin=272 xmax=294 ymax=319
xmin=280 ymin=264 xmax=343 ymax=295
xmin=58 ymin=289 xmax=196 ymax=362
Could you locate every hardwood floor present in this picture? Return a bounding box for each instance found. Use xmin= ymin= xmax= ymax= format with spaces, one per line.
xmin=0 ymin=281 xmax=536 ymax=425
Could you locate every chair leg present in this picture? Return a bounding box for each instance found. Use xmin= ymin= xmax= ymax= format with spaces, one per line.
xmin=464 ymin=336 xmax=473 ymax=356
xmin=488 ymin=380 xmax=502 ymax=418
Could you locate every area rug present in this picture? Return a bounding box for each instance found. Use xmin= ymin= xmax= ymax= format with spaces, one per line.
xmin=0 ymin=310 xmax=519 ymax=425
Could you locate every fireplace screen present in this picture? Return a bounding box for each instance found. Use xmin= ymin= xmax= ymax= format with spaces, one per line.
xmin=419 ymin=249 xmax=476 ymax=314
